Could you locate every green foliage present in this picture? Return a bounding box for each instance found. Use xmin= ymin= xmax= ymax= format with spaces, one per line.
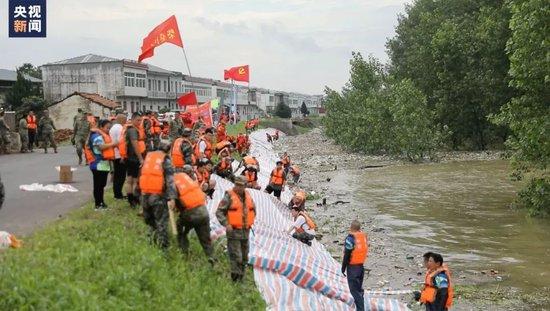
xmin=517 ymin=177 xmax=550 ymax=217
xmin=274 ymin=102 xmax=292 ymax=119
xmin=387 ymin=0 xmax=512 ymax=150
xmin=491 ymin=0 xmax=549 ymax=216
xmin=5 ymin=67 xmax=41 ymax=111
xmin=324 ymin=53 xmax=442 ymax=161
xmin=0 ymin=195 xmax=265 ymax=310
xmin=16 ymin=96 xmax=48 ymax=120
xmin=18 ymin=63 xmax=42 ymax=79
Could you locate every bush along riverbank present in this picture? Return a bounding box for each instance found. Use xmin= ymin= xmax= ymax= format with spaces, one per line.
xmin=0 ymin=193 xmax=265 ymax=310
xmin=273 ymin=127 xmax=550 ymax=310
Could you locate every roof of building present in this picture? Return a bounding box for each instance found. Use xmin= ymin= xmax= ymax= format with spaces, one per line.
xmin=44 ymin=54 xmax=120 ymax=66
xmin=52 ymin=92 xmax=120 ymax=109
xmin=0 ymin=69 xmax=42 ymax=83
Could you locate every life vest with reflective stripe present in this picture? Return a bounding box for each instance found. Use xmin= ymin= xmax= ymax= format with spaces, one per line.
xmin=270 ymin=168 xmax=285 ymax=186
xmin=295 ymin=212 xmax=316 ymax=233
xmin=227 ymin=190 xmax=255 ymax=229
xmin=420 ymin=265 xmax=454 ymax=309
xmin=174 ymin=172 xmax=205 ymax=210
xmin=349 ymin=231 xmax=368 ymax=265
xmin=139 ymin=151 xmax=165 ymax=195
xmin=84 ymin=129 xmax=115 ymax=164
xmin=26 ymin=115 xmax=37 ymax=130
xmin=171 ymin=138 xmax=194 ymax=168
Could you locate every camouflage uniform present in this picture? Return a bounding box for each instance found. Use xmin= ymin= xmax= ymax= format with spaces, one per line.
xmin=141 ymin=155 xmax=177 ymax=250
xmin=176 ymin=203 xmax=213 ymax=259
xmin=0 ymin=115 xmax=11 ymax=154
xmin=168 ymin=118 xmax=183 ymax=142
xmin=38 ymin=115 xmax=57 ymax=153
xmin=216 ymin=189 xmax=255 ymax=281
xmin=0 ymin=174 xmax=4 ymax=209
xmin=18 ymin=118 xmax=28 ymax=152
xmin=175 ymin=137 xmax=195 ymax=173
xmin=73 ymin=115 xmax=91 ymax=163
xmin=143 ymin=117 xmax=153 ymax=151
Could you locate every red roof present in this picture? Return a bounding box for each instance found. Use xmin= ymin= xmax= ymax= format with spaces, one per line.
xmin=72 ymin=92 xmax=119 ymax=109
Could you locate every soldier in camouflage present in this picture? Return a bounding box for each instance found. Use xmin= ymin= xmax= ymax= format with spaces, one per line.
xmin=174 ymin=165 xmax=215 ymax=263
xmin=143 ymin=111 xmax=153 ymax=151
xmin=18 ymin=116 xmax=28 ymax=153
xmin=216 ymin=176 xmax=256 ymax=282
xmin=38 ymin=110 xmax=57 ymax=153
xmin=72 ymin=110 xmax=92 ymax=164
xmin=168 ymin=111 xmax=183 ymax=142
xmin=140 ymin=140 xmax=177 ymax=251
xmin=0 ymin=108 xmax=11 ymax=154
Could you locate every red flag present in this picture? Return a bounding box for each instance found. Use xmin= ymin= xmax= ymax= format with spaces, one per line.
xmin=224 ymin=65 xmax=249 ymax=82
xmin=138 ymin=15 xmax=183 ymax=63
xmin=177 ymin=91 xmax=198 ymax=107
xmin=186 ymin=102 xmax=213 ymax=127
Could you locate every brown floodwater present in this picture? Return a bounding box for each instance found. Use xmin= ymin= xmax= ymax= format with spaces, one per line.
xmin=355 ymin=160 xmax=550 ymax=291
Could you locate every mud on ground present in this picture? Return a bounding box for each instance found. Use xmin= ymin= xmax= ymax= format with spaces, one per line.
xmin=273 ymin=127 xmax=545 ymax=310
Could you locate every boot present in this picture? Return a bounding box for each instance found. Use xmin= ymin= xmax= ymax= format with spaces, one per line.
xmin=54 ymin=147 xmax=58 ymax=153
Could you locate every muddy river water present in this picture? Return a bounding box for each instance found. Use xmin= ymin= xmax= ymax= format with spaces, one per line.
xmin=355 ymin=159 xmax=550 ymax=292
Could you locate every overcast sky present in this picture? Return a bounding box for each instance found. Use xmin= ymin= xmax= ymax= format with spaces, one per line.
xmin=0 ymin=0 xmax=411 ymax=94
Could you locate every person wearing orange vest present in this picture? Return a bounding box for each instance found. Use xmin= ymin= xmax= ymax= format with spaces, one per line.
xmin=122 ymin=113 xmax=146 ymax=208
xmin=239 ymin=153 xmax=260 ymax=173
xmin=172 ymin=165 xmax=215 ymax=263
xmin=196 ymin=158 xmax=216 ymax=198
xmin=216 ymin=121 xmax=227 ymax=142
xmin=138 ymin=141 xmax=177 ymax=251
xmin=415 ymin=252 xmax=453 ymax=311
xmin=194 ymin=128 xmax=214 ymax=161
xmin=216 ymin=176 xmax=256 ymax=282
xmin=288 ymin=190 xmax=306 ymax=211
xmin=287 ymin=206 xmax=316 ymax=246
xmin=241 ymin=165 xmax=260 ymax=190
xmin=171 ymin=128 xmax=195 ymax=172
xmin=289 ymin=165 xmax=301 ymax=184
xmin=341 ymin=220 xmax=368 ymax=311
xmin=214 ymin=148 xmax=234 ymax=180
xmin=26 ymin=111 xmax=38 ymax=152
xmin=265 ymin=161 xmax=286 ymax=200
xmin=87 ymin=119 xmax=116 ymax=210
xmin=151 ymin=112 xmax=162 ymax=150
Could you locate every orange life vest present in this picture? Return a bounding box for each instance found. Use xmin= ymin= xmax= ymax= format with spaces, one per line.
xmin=174 ymin=172 xmax=206 ymax=210
xmin=26 ymin=115 xmax=37 ymax=130
xmin=270 ymin=168 xmax=285 ymax=186
xmin=119 ymin=125 xmax=145 ymax=159
xmin=171 ymin=138 xmax=194 ymax=168
xmin=151 ymin=117 xmax=161 ymax=135
xmin=349 ymin=231 xmax=368 ymax=265
xmin=295 ymin=212 xmax=316 ymax=233
xmin=216 ymin=141 xmax=231 ymax=152
xmin=227 ymin=190 xmax=255 ymax=229
xmin=84 ymin=129 xmax=115 ymax=164
xmin=243 ymin=155 xmax=258 ymax=167
xmin=420 ymin=265 xmax=454 ymax=309
xmin=139 ymin=151 xmax=166 ymax=195
xmin=194 ymin=137 xmax=213 ymax=159
xmin=217 ymin=158 xmax=231 ymax=172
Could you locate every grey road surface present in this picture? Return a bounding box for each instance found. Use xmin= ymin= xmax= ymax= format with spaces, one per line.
xmin=0 ymin=146 xmax=96 ymax=236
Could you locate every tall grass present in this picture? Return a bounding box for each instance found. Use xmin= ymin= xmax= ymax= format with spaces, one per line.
xmin=0 ymin=193 xmax=265 ymax=310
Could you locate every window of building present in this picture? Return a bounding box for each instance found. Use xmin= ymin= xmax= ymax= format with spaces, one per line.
xmin=124 ymin=72 xmax=135 ymax=87
xmin=148 ymin=79 xmax=151 ymax=91
xmin=135 ymin=73 xmax=146 ymax=88
xmin=158 ymin=80 xmax=161 ymax=91
xmin=163 ymin=81 xmax=167 ymax=92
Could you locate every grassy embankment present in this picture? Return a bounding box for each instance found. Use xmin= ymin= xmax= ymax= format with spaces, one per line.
xmin=0 ymin=187 xmax=264 ymax=308
xmin=258 ymin=116 xmax=322 ymax=135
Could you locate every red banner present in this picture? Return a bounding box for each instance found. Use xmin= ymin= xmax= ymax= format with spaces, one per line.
xmin=177 ymin=91 xmax=198 ymax=106
xmin=185 ymin=101 xmax=213 ymax=128
xmin=138 ymin=15 xmax=183 ymax=62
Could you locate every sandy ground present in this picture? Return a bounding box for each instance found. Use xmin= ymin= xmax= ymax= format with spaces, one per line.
xmin=272 ymin=128 xmax=532 ymax=310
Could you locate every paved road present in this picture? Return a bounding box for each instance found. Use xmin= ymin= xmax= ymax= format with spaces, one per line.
xmin=0 ymin=146 xmax=95 ymax=236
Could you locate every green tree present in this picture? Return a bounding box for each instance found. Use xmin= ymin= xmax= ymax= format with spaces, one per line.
xmin=18 ymin=63 xmax=42 ymax=79
xmin=324 ymin=52 xmax=442 ymax=160
xmin=16 ymin=96 xmax=49 ymax=120
xmin=274 ymin=102 xmax=292 ymax=118
xmin=492 ymin=0 xmax=549 ymax=216
xmin=5 ymin=68 xmax=41 ymax=110
xmin=300 ymin=102 xmax=309 ymax=117
xmin=387 ymin=0 xmax=512 ymax=150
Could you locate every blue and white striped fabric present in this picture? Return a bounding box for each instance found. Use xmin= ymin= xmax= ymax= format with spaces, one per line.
xmin=205 ymin=129 xmax=410 ymax=311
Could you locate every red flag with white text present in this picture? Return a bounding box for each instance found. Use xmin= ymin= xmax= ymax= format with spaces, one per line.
xmin=138 ymin=15 xmax=183 ymax=62
xmin=224 ymin=65 xmax=249 ymax=82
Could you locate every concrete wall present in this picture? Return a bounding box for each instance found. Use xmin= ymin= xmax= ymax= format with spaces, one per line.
xmin=48 ymin=95 xmax=113 ymax=129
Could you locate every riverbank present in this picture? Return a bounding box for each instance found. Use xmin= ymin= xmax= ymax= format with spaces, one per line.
xmin=274 ymin=127 xmax=550 ymax=310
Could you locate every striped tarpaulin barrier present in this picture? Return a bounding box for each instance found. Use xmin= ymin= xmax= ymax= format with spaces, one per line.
xmin=205 ymin=129 xmax=410 ymax=311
